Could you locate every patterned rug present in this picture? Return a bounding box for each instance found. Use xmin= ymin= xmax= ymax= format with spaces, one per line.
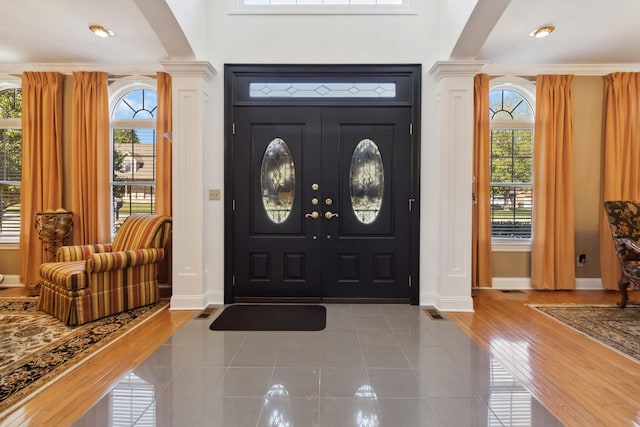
xmin=530 ymin=304 xmax=640 ymax=363
xmin=0 ymin=297 xmax=169 ymax=419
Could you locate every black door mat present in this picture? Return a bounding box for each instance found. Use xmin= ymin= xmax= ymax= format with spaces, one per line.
xmin=210 ymin=304 xmax=326 ymax=331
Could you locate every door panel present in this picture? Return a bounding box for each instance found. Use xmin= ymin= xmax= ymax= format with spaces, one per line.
xmin=234 ymin=107 xmax=322 ymax=298
xmin=322 ymin=108 xmax=411 ymax=299
xmin=233 ymin=106 xmax=411 ymax=301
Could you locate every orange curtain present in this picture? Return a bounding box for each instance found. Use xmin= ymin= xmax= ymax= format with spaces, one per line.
xmin=600 ymin=72 xmax=640 ymax=289
xmin=472 ymin=73 xmax=493 ymax=287
xmin=19 ymin=72 xmax=64 ymax=286
xmin=531 ymin=75 xmax=575 ymax=290
xmin=155 ymin=71 xmax=172 ymax=216
xmin=70 ymin=72 xmax=110 ymax=245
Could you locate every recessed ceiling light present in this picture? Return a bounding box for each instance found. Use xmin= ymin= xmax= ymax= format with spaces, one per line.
xmin=89 ymin=24 xmax=114 ymax=38
xmin=529 ymin=25 xmax=555 ymax=38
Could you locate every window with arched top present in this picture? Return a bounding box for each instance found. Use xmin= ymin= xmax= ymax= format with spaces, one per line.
xmin=489 ymin=86 xmax=535 ymax=241
xmin=0 ymin=85 xmax=22 ymax=241
xmin=110 ymin=84 xmax=157 ymax=235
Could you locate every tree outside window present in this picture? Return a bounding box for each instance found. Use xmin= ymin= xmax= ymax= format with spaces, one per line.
xmin=0 ymin=87 xmax=22 ymax=240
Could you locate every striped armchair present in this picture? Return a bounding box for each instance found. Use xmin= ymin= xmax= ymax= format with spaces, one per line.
xmin=38 ymin=215 xmax=172 ymax=325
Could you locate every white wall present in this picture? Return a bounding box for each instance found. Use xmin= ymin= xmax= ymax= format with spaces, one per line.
xmin=180 ymin=1 xmax=475 ymax=309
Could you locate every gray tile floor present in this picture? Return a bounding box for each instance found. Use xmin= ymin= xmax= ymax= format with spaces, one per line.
xmin=73 ymin=304 xmax=563 ymax=426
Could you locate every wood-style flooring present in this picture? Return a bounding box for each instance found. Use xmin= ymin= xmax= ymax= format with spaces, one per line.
xmin=1 ymin=286 xmax=639 ymax=426
xmin=448 ymin=288 xmax=640 ymax=427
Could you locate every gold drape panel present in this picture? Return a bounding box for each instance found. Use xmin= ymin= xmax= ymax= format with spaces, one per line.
xmin=531 ymin=75 xmax=576 ymax=290
xmin=600 ymin=72 xmax=640 ymax=289
xmin=472 ymin=73 xmax=493 ymax=287
xmin=71 ymin=72 xmax=110 ymax=244
xmin=155 ymin=72 xmax=172 ymax=216
xmin=19 ymin=72 xmax=64 ymax=286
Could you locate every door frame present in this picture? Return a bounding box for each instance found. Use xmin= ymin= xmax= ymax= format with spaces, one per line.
xmin=224 ymin=64 xmax=421 ymax=304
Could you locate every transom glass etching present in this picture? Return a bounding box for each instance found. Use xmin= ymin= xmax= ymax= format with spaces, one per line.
xmin=261 ymin=138 xmax=296 ymax=223
xmin=350 ymin=139 xmax=384 ymax=224
xmin=250 ymin=83 xmax=396 ymax=98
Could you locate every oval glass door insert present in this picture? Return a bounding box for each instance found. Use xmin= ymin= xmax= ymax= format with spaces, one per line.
xmin=350 ymin=139 xmax=384 ymax=224
xmin=261 ymin=138 xmax=295 ymax=223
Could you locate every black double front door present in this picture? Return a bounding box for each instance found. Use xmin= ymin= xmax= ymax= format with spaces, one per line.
xmin=232 ymin=105 xmax=413 ymax=301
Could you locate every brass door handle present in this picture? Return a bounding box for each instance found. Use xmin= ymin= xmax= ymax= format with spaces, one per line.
xmin=305 ymin=211 xmax=319 ymax=219
xmin=325 ymin=211 xmax=339 ymax=219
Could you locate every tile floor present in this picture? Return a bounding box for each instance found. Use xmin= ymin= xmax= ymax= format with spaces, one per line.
xmin=73 ymin=304 xmax=562 ymax=426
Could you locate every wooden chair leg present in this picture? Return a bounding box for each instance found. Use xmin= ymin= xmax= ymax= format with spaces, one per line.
xmin=618 ymin=277 xmax=630 ymax=308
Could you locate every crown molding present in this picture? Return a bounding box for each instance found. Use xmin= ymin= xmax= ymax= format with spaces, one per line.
xmin=429 ymin=60 xmax=489 ymax=81
xmin=159 ymin=61 xmax=217 ymax=81
xmin=0 ymin=62 xmax=163 ymax=75
xmin=483 ymin=63 xmax=640 ymax=76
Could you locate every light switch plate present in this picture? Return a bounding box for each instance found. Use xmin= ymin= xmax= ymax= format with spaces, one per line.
xmin=209 ymin=189 xmax=221 ymax=200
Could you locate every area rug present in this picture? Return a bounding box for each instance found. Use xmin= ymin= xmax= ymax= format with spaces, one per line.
xmin=210 ymin=304 xmax=326 ymax=331
xmin=530 ymin=304 xmax=640 ymax=364
xmin=0 ymin=297 xmax=169 ymax=419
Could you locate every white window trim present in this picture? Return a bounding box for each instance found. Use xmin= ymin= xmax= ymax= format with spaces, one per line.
xmin=108 ymin=79 xmax=158 ymax=236
xmin=227 ymin=0 xmax=417 ymax=15
xmin=490 ymin=78 xmax=535 ymax=249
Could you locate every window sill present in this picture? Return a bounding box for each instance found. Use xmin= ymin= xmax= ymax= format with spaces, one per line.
xmin=0 ymin=241 xmax=19 ymax=250
xmin=492 ymin=239 xmax=531 ymax=252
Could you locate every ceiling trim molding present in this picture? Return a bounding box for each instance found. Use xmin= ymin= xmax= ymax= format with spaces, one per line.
xmin=0 ymin=63 xmax=163 ymax=75
xmin=483 ymin=63 xmax=640 ymax=76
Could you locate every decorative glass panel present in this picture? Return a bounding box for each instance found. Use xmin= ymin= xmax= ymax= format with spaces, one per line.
xmin=250 ymin=82 xmax=396 ymax=98
xmin=350 ymin=139 xmax=383 ymax=224
xmin=261 ymin=138 xmax=295 ymax=223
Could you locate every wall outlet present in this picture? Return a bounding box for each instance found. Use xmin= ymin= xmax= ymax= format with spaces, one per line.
xmin=577 ymin=254 xmax=586 ymax=267
xmin=208 ymin=189 xmax=221 ymax=200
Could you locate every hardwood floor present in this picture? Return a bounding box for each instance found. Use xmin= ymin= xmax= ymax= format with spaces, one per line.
xmin=448 ymin=289 xmax=640 ymax=427
xmin=0 ymin=286 xmax=197 ymax=427
xmin=1 ymin=286 xmax=639 ymax=426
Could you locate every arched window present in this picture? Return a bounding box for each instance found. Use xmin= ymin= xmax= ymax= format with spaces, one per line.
xmin=0 ymin=84 xmax=22 ymax=241
xmin=110 ymin=82 xmax=157 ymax=235
xmin=489 ymin=85 xmax=535 ymax=240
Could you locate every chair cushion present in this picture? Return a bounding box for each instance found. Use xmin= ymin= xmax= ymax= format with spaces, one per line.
xmin=39 ymin=260 xmax=87 ymax=291
xmin=112 ymin=215 xmax=170 ymax=252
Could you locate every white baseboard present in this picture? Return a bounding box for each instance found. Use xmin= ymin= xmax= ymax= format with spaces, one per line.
xmin=0 ymin=275 xmax=22 ymax=287
xmin=486 ymin=277 xmax=603 ymax=290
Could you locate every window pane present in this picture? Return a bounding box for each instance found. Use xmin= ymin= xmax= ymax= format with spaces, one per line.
xmin=113 ymin=185 xmax=155 ymax=234
xmin=350 ymin=138 xmax=384 ymax=224
xmin=113 ymin=129 xmax=156 ymax=183
xmin=250 ymin=82 xmax=396 ymax=98
xmin=490 ymin=89 xmax=533 ymax=121
xmin=490 ymin=129 xmax=532 ymax=184
xmin=0 ymin=183 xmax=20 ymax=238
xmin=0 ymin=87 xmax=21 ymax=239
xmin=0 ymin=88 xmax=22 ymax=119
xmin=490 ymin=185 xmax=531 ymax=238
xmin=261 ymin=138 xmax=295 ymax=224
xmin=112 ymin=89 xmax=157 ymax=120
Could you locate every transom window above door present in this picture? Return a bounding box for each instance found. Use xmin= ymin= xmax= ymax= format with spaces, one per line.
xmin=230 ymin=0 xmax=415 ymax=14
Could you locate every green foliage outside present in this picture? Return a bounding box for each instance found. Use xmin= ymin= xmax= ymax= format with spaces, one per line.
xmin=0 ymin=88 xmax=22 ymax=233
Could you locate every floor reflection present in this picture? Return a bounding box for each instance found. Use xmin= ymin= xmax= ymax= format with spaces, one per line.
xmin=72 ymin=304 xmax=562 ymax=427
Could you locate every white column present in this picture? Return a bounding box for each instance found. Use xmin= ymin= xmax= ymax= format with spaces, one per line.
xmin=428 ymin=60 xmax=486 ymax=312
xmin=160 ymin=61 xmax=216 ymax=309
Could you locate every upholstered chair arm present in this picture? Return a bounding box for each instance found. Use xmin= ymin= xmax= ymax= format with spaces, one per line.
xmin=618 ymin=238 xmax=640 ymax=260
xmin=57 ymin=244 xmax=113 ymax=262
xmin=85 ymin=248 xmax=165 ymax=273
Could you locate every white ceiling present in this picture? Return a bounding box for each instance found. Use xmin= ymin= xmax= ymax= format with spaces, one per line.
xmin=0 ymin=0 xmax=638 ymax=70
